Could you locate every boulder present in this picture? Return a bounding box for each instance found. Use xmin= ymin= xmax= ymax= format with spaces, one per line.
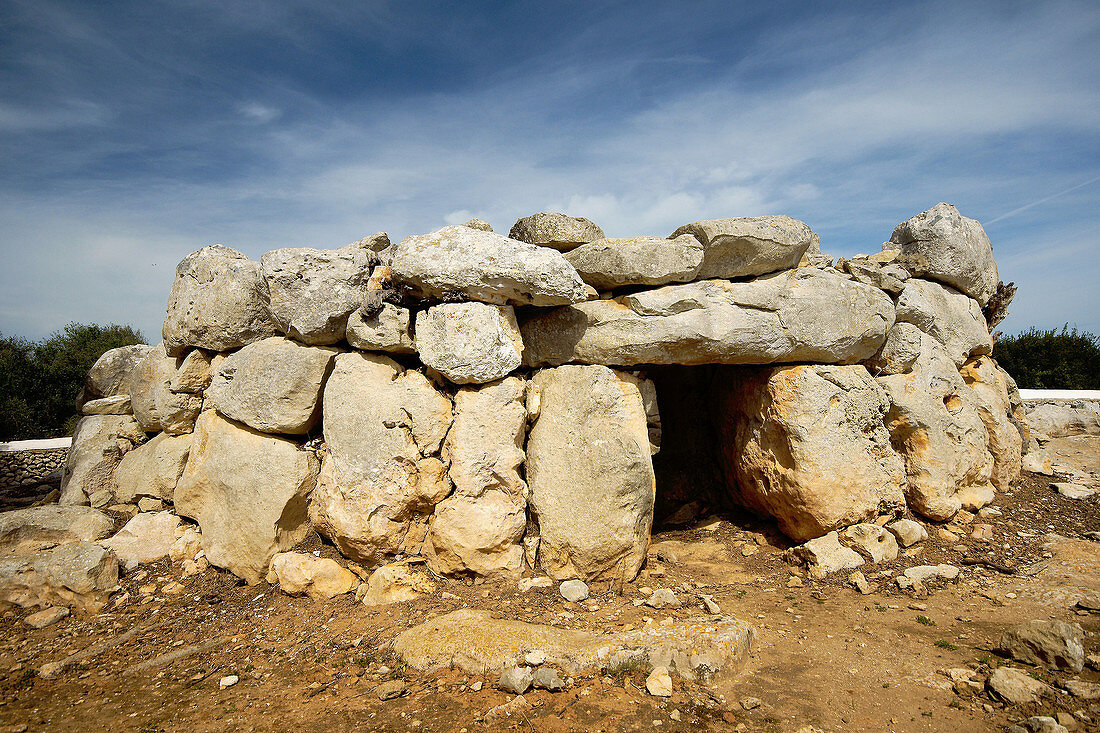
xmin=798 ymin=233 xmax=832 ymax=268
xmin=0 ymin=542 xmax=118 ymax=611
xmin=669 ymin=215 xmax=815 ymax=279
xmin=895 ymin=564 xmax=960 ymax=592
xmin=266 ymin=552 xmax=358 ymax=600
xmin=415 ymin=303 xmax=523 ymax=385
xmin=1025 ymin=402 xmax=1100 ymax=438
xmin=260 ymin=243 xmax=377 ymax=345
xmin=308 ymin=353 xmax=453 ymax=564
xmin=521 ymin=269 xmax=894 ymax=367
xmin=959 ymin=356 xmax=1023 ymax=491
xmin=207 ymin=337 xmax=338 ymax=435
xmin=390 ymin=225 xmax=590 ymax=306
xmin=987 ymin=666 xmax=1052 ymax=705
xmin=564 ymin=235 xmax=703 ymax=290
xmin=127 ymin=343 xmax=202 ymax=434
xmin=997 ymin=620 xmax=1085 ymax=673
xmin=889 ymin=203 xmax=999 ymax=305
xmin=462 ymin=218 xmax=493 ymax=232
xmin=359 ymin=561 xmax=436 ymax=605
xmin=840 ymin=523 xmax=899 ymax=563
xmin=345 ymin=303 xmax=416 ymax=354
xmin=59 ymin=415 xmax=147 ymax=506
xmin=80 ymin=344 xmax=154 ymax=406
xmin=716 ymin=365 xmax=906 ymax=541
xmin=886 ymin=518 xmax=927 ymax=547
xmin=894 ymin=278 xmax=992 ymax=366
xmin=424 ymin=377 xmax=528 ymax=577
xmin=841 ymin=258 xmax=908 ymax=295
xmin=508 ymin=212 xmax=605 ymax=252
xmin=169 ymin=527 xmax=202 ymax=562
xmin=104 ymin=511 xmax=182 ymax=570
xmin=792 ymin=532 xmax=864 ymax=579
xmin=112 ymin=432 xmax=192 ymax=503
xmin=864 ymin=322 xmax=923 ymax=376
xmin=877 ymin=334 xmax=995 ymax=520
xmin=0 ymin=506 xmax=115 ymax=555
xmin=168 ymin=349 xmax=213 ymax=394
xmin=80 ymin=395 xmax=132 ymax=415
xmin=162 ymin=245 xmax=280 ymax=355
xmin=174 ymin=411 xmax=319 ymax=584
xmin=526 ymin=365 xmax=654 ymax=582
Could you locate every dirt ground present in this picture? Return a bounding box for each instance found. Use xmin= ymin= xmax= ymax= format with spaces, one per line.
xmin=0 ymin=436 xmax=1098 ymax=733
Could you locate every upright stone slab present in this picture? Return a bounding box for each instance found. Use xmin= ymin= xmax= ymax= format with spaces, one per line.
xmin=308 ymin=353 xmax=453 ymax=564
xmin=716 ymin=365 xmax=907 ymax=542
xmin=112 ymin=432 xmax=192 ymax=503
xmin=508 ymin=212 xmax=604 ymax=252
xmin=391 ymin=225 xmax=590 ymax=306
xmin=174 ymin=411 xmax=318 ymax=584
xmin=670 ymin=215 xmax=815 ymax=279
xmin=960 ymin=356 xmax=1023 ymax=491
xmin=260 ymin=242 xmax=377 ymax=345
xmin=206 ymin=337 xmax=339 ymax=435
xmin=522 ymin=269 xmax=894 ymax=367
xmin=59 ymin=415 xmax=147 ymax=506
xmin=424 ymin=376 xmax=528 ymax=577
xmin=890 ymin=203 xmax=999 ymax=305
xmin=526 ymin=365 xmax=655 ymax=582
xmin=415 ymin=303 xmax=523 ymax=385
xmin=162 ymin=245 xmax=279 ymax=355
xmin=894 ymin=278 xmax=992 ymax=367
xmin=877 ymin=334 xmax=995 ymax=520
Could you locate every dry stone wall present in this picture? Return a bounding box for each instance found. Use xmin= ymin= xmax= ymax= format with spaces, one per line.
xmin=57 ymin=203 xmax=1025 ymax=585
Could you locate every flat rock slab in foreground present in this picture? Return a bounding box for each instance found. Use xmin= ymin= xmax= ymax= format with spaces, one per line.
xmin=392 ymin=608 xmax=754 ymax=679
xmin=522 ymin=269 xmax=893 ymax=367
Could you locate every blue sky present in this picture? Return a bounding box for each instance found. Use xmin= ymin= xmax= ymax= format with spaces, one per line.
xmin=1 ymin=0 xmax=1098 ymax=342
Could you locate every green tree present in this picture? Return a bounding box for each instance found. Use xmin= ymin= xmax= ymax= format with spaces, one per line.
xmin=0 ymin=323 xmax=145 ymax=442
xmin=994 ymin=325 xmax=1100 ymax=390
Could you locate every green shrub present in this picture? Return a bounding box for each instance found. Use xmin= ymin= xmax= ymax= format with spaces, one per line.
xmin=994 ymin=326 xmax=1100 ymax=389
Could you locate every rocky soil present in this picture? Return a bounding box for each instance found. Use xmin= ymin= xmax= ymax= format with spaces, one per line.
xmin=0 ymin=435 xmax=1097 ymax=733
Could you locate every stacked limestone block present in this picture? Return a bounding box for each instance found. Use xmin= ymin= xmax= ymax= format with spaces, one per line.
xmin=58 ymin=204 xmax=1024 ymax=586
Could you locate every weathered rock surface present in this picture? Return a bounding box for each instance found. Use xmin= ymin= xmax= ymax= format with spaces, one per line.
xmin=309 ymin=353 xmax=452 ymax=564
xmin=792 ymin=532 xmax=864 ymax=579
xmin=391 ymin=225 xmax=589 ymax=306
xmin=266 ymin=552 xmax=359 ymax=600
xmin=886 ymin=518 xmax=927 ymax=547
xmin=80 ymin=394 xmax=133 ymax=416
xmin=526 ymin=365 xmax=654 ymax=582
xmin=841 ymin=523 xmax=899 ymax=563
xmin=345 ymin=303 xmax=416 ymax=354
xmin=260 ymin=243 xmax=377 ymax=345
xmin=424 ymin=378 xmax=528 ymax=577
xmin=393 ymin=608 xmax=753 ymax=679
xmin=670 ymin=215 xmax=815 ymax=279
xmin=508 ymin=213 xmax=605 ymax=252
xmin=415 ymin=303 xmax=524 ymax=385
xmin=895 ymin=564 xmax=960 ymax=592
xmin=359 ymin=561 xmax=436 ymax=605
xmin=112 ymin=432 xmax=192 ymax=503
xmin=864 ymin=322 xmax=924 ymax=376
xmin=564 ymin=235 xmax=703 ymax=290
xmin=840 ymin=257 xmax=909 ymax=295
xmin=960 ymin=356 xmax=1023 ymax=491
xmin=877 ymin=334 xmax=994 ymax=520
xmin=894 ymin=278 xmax=992 ymax=366
xmin=207 ymin=337 xmax=338 ymax=435
xmin=0 ymin=542 xmax=118 ymax=611
xmin=997 ymin=620 xmax=1085 ymax=673
xmin=128 ymin=343 xmax=202 ymax=434
xmin=59 ymin=415 xmax=147 ymax=506
xmin=0 ymin=506 xmax=115 ymax=554
xmin=1025 ymin=402 xmax=1100 ymax=438
xmin=162 ymin=245 xmax=279 ymax=355
xmin=104 ymin=511 xmax=182 ymax=570
xmin=168 ymin=349 xmax=213 ymax=394
xmin=890 ymin=203 xmax=999 ymax=305
xmin=717 ymin=364 xmax=906 ymax=541
xmin=174 ymin=411 xmax=318 ymax=584
xmin=522 ymin=269 xmax=894 ymax=367
xmin=80 ymin=345 xmax=154 ymax=405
